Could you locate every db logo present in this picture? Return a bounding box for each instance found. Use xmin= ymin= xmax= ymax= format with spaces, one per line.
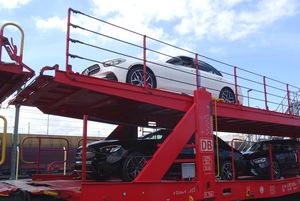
xmin=200 ymin=139 xmax=213 ymax=151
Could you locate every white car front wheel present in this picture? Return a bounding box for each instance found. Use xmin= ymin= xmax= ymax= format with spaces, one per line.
xmin=126 ymin=66 xmax=157 ymax=88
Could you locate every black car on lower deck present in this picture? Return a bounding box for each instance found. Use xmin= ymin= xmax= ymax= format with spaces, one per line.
xmin=243 ymin=139 xmax=299 ymax=179
xmin=75 ymin=129 xmax=246 ymax=181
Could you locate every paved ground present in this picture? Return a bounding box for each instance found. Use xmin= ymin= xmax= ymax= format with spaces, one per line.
xmin=248 ymin=193 xmax=300 ymax=201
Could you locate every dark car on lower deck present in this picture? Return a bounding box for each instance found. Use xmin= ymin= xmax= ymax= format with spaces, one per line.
xmin=243 ymin=139 xmax=299 ymax=179
xmin=75 ymin=129 xmax=246 ymax=181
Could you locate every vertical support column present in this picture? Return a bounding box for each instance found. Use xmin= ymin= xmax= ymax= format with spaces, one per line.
xmin=287 ymin=84 xmax=291 ymax=115
xmin=143 ymin=35 xmax=147 ymax=88
xmin=37 ymin=137 xmax=41 ymax=173
xmin=234 ymin=66 xmax=239 ymax=105
xmin=263 ymin=76 xmax=268 ymax=110
xmin=82 ymin=115 xmax=88 ymax=181
xmin=0 ymin=28 xmax=3 ymax=61
xmin=10 ymin=104 xmax=20 ymax=180
xmin=269 ymin=144 xmax=274 ymax=180
xmin=194 ymin=89 xmax=215 ymax=200
xmin=195 ymin=54 xmax=200 ymax=89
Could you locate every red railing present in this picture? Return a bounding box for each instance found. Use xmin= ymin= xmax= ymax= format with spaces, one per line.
xmin=20 ymin=136 xmax=70 ymax=174
xmin=65 ymin=8 xmax=300 ymax=116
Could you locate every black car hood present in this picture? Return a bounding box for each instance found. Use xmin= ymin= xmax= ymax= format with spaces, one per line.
xmin=78 ymin=139 xmax=119 ymax=149
xmin=242 ymin=150 xmax=268 ymax=160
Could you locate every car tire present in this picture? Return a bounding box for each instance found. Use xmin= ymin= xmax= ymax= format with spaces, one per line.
xmin=219 ymin=87 xmax=236 ymax=104
xmin=220 ymin=161 xmax=233 ymax=180
xmin=122 ymin=152 xmax=146 ymax=181
xmin=126 ymin=66 xmax=157 ymax=88
xmin=272 ymin=161 xmax=281 ymax=180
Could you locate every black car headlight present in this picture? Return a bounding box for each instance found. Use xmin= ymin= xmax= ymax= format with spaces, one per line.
xmin=86 ymin=151 xmax=95 ymax=159
xmin=253 ymin=157 xmax=267 ymax=164
xmin=103 ymin=58 xmax=126 ymax=67
xmin=100 ymin=145 xmax=122 ymax=153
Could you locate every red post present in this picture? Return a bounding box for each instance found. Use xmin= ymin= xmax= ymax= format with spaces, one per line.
xmin=263 ymin=76 xmax=268 ymax=110
xmin=37 ymin=137 xmax=41 ymax=173
xmin=195 ymin=54 xmax=200 ymax=89
xmin=82 ymin=115 xmax=88 ymax=181
xmin=298 ymin=145 xmax=300 ymax=172
xmin=143 ymin=35 xmax=147 ymax=88
xmin=231 ymin=140 xmax=236 ymax=181
xmin=269 ymin=144 xmax=274 ymax=180
xmin=287 ymin=84 xmax=291 ymax=115
xmin=65 ymin=8 xmax=72 ymax=72
xmin=0 ymin=28 xmax=3 ymax=61
xmin=234 ymin=66 xmax=239 ymax=105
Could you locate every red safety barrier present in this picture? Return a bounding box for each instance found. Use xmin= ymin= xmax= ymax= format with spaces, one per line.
xmin=65 ymin=8 xmax=300 ymax=116
xmin=20 ymin=136 xmax=70 ymax=174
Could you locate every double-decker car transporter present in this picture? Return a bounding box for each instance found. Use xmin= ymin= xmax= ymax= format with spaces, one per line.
xmin=1 ymin=8 xmax=300 ymax=201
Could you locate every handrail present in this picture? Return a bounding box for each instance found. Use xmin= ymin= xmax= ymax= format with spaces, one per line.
xmin=0 ymin=115 xmax=7 ymax=165
xmin=67 ymin=8 xmax=300 ymax=115
xmin=0 ymin=22 xmax=25 ymax=63
xmin=20 ymin=136 xmax=70 ymax=173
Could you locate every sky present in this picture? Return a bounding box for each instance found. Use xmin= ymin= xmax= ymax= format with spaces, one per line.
xmin=0 ymin=0 xmax=300 ymax=137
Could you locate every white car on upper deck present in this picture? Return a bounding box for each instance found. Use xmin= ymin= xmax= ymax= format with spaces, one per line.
xmin=82 ymin=55 xmax=243 ymax=104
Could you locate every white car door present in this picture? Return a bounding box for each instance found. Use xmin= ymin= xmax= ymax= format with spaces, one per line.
xmin=161 ymin=56 xmax=197 ymax=95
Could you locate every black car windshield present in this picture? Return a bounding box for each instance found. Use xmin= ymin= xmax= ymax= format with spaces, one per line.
xmin=139 ymin=129 xmax=170 ymax=140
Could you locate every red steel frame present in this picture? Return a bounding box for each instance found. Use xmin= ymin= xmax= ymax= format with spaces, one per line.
xmin=3 ymin=8 xmax=300 ymax=201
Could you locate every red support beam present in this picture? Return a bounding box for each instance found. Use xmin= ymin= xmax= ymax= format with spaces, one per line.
xmin=135 ymin=103 xmax=196 ymax=182
xmin=81 ymin=115 xmax=88 ymax=181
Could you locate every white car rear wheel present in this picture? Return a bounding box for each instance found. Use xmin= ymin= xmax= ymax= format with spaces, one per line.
xmin=219 ymin=88 xmax=236 ymax=104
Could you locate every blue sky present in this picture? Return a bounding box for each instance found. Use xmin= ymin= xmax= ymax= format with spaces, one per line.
xmin=1 ymin=0 xmax=300 ymax=136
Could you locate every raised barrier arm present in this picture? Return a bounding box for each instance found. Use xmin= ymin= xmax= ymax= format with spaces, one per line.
xmin=0 ymin=22 xmax=24 ymax=63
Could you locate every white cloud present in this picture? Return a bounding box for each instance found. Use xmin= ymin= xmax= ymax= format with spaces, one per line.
xmin=0 ymin=0 xmax=31 ymax=9
xmin=175 ymin=0 xmax=300 ymax=41
xmin=35 ymin=16 xmax=66 ymax=32
xmin=33 ymin=0 xmax=300 ymax=44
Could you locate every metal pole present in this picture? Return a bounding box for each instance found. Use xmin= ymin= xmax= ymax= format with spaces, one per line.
xmin=47 ymin=115 xmax=49 ymax=135
xmin=234 ymin=66 xmax=239 ymax=105
xmin=247 ymin=89 xmax=253 ymax=107
xmin=143 ymin=35 xmax=147 ymax=88
xmin=82 ymin=115 xmax=88 ymax=181
xmin=10 ymin=104 xmax=20 ymax=180
xmin=263 ymin=76 xmax=268 ymax=110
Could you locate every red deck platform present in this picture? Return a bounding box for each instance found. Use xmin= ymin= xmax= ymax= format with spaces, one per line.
xmin=2 ymin=68 xmax=300 ymax=201
xmin=11 ymin=69 xmax=300 ymax=138
xmin=0 ymin=62 xmax=33 ymax=103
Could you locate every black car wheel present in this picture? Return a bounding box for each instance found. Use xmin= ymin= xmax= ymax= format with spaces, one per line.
xmin=122 ymin=152 xmax=146 ymax=181
xmin=221 ymin=161 xmax=233 ymax=180
xmin=126 ymin=67 xmax=157 ymax=88
xmin=219 ymin=88 xmax=236 ymax=104
xmin=273 ymin=161 xmax=281 ymax=179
